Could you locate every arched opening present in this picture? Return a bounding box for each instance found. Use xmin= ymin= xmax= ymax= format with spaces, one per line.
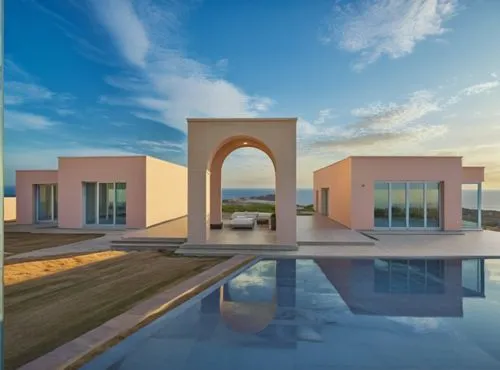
xmin=221 ymin=147 xmax=276 ymax=224
xmin=208 ymin=136 xmax=277 ymax=242
xmin=187 ymin=118 xmax=297 ymax=246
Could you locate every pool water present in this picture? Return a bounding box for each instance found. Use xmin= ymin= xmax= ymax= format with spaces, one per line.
xmin=82 ymin=258 xmax=500 ymax=370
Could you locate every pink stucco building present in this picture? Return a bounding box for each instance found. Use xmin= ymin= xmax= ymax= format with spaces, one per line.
xmin=313 ymin=156 xmax=485 ymax=231
xmin=16 ymin=156 xmax=187 ymax=229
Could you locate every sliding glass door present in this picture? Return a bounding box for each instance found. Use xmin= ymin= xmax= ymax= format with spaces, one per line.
xmin=84 ymin=182 xmax=126 ymax=226
xmin=35 ymin=184 xmax=58 ymax=223
xmin=374 ymin=182 xmax=390 ymax=227
xmin=391 ymin=183 xmax=407 ymax=228
xmin=374 ymin=182 xmax=441 ymax=229
xmin=408 ymin=183 xmax=425 ymax=228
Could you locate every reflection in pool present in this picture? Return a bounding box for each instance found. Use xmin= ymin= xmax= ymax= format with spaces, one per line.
xmin=82 ymin=258 xmax=500 ymax=370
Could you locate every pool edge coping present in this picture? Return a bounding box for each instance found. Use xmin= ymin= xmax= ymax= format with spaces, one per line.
xmin=18 ymin=255 xmax=255 ymax=370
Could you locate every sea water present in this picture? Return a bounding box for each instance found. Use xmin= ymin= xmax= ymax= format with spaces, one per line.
xmin=222 ymin=188 xmax=500 ymax=210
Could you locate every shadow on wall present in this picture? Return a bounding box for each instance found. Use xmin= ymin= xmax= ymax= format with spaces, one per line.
xmin=4 ymin=197 xmax=16 ymax=222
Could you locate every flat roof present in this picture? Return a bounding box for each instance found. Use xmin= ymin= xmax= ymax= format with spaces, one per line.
xmin=187 ymin=117 xmax=297 ymax=123
xmin=313 ymin=155 xmax=463 ymax=173
xmin=58 ymin=155 xmax=147 ymax=159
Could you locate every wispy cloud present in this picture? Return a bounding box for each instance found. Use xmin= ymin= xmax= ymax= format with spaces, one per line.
xmin=351 ymin=90 xmax=440 ymax=130
xmin=5 ymin=111 xmax=60 ymax=131
xmin=91 ymin=0 xmax=150 ymax=68
xmin=5 ymin=81 xmax=55 ymax=106
xmin=444 ymin=78 xmax=500 ymax=107
xmin=323 ymin=0 xmax=458 ymax=71
xmin=90 ymin=0 xmax=275 ymax=132
xmin=5 ymin=60 xmax=76 ymax=112
xmin=312 ymin=124 xmax=446 ymax=149
xmin=136 ymin=139 xmax=185 ymax=153
xmin=5 ymin=58 xmax=31 ymax=80
xmin=308 ymin=75 xmax=500 ymax=153
xmin=460 ymin=81 xmax=499 ymax=96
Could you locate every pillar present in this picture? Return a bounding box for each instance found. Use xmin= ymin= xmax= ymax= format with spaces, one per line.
xmin=478 ymin=182 xmax=482 ymax=229
xmin=188 ymin=168 xmax=208 ymax=244
xmin=275 ymin=161 xmax=297 ymax=246
xmin=209 ymin=165 xmax=222 ymax=228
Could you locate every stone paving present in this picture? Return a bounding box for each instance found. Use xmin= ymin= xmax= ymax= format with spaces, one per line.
xmin=178 ymin=230 xmax=500 ymax=259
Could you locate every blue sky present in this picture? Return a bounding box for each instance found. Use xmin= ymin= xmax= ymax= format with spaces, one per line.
xmin=5 ymin=0 xmax=500 ymax=189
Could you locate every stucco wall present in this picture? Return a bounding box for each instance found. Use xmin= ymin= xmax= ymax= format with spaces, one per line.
xmin=16 ymin=170 xmax=58 ymax=224
xmin=4 ymin=197 xmax=16 ymax=221
xmin=350 ymin=156 xmax=464 ymax=231
xmin=462 ymin=166 xmax=485 ymax=183
xmin=58 ymin=157 xmax=147 ymax=228
xmin=313 ymin=158 xmax=352 ymax=228
xmin=188 ymin=118 xmax=296 ymax=245
xmin=145 ymin=156 xmax=188 ymax=227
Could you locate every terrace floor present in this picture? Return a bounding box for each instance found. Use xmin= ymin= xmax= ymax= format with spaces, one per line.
xmin=124 ymin=214 xmax=374 ymax=246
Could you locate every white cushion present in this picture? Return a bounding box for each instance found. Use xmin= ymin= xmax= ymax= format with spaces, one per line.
xmin=230 ymin=217 xmax=255 ymax=229
xmin=231 ymin=212 xmax=258 ymax=220
xmin=256 ymin=212 xmax=272 ymax=221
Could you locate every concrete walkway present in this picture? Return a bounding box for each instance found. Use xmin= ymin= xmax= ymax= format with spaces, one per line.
xmin=178 ymin=230 xmax=500 ymax=259
xmin=6 ymin=233 xmax=120 ymax=261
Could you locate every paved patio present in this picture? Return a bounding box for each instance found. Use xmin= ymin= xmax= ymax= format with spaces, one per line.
xmin=179 ymin=230 xmax=500 ymax=259
xmin=123 ymin=215 xmax=374 ymax=246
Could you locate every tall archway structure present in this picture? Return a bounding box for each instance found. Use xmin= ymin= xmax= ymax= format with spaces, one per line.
xmin=187 ymin=118 xmax=297 ymax=246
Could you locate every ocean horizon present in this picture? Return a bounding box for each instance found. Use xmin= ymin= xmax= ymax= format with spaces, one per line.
xmin=4 ymin=186 xmax=500 ymax=211
xmin=221 ymin=187 xmax=500 ymax=211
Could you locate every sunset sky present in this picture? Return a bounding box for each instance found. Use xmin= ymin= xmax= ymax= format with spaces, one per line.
xmin=6 ymin=0 xmax=500 ymax=189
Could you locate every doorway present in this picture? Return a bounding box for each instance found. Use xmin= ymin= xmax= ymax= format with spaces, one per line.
xmin=35 ymin=184 xmax=58 ymax=223
xmin=373 ymin=181 xmax=442 ymax=229
xmin=83 ymin=182 xmax=127 ymax=226
xmin=320 ymin=188 xmax=329 ymax=216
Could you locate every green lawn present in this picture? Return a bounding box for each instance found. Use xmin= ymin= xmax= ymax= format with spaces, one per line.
xmin=222 ymin=203 xmax=275 ymax=213
xmin=221 ymin=203 xmax=314 ymax=214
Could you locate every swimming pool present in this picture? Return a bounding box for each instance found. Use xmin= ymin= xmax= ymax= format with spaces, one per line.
xmin=82 ymin=258 xmax=500 ymax=369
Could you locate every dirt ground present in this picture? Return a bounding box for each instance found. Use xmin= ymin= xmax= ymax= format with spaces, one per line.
xmin=5 ymin=232 xmax=104 ymax=255
xmin=5 ymin=251 xmax=223 ymax=370
xmin=4 ymin=251 xmax=126 ymax=285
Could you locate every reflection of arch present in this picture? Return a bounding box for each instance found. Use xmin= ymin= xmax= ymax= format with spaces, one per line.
xmin=219 ymin=284 xmax=277 ymax=334
xmin=187 ymin=118 xmax=297 ymax=245
xmin=217 ymin=260 xmax=296 ymax=334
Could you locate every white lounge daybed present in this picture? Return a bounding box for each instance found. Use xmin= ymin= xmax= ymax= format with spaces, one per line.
xmin=230 ymin=216 xmax=256 ymax=229
xmin=231 ymin=212 xmax=272 ymax=224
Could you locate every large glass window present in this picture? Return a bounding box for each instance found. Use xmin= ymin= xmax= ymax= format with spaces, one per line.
xmin=35 ymin=184 xmax=57 ymax=223
xmin=115 ymin=183 xmax=127 ymax=225
xmin=462 ymin=184 xmax=481 ymax=229
xmin=374 ymin=182 xmax=441 ymax=229
xmin=408 ymin=183 xmax=425 ymax=228
xmin=84 ymin=182 xmax=126 ymax=226
xmin=390 ymin=183 xmax=407 ymax=228
xmin=374 ymin=182 xmax=390 ymax=227
xmin=98 ymin=183 xmax=115 ymax=225
xmin=426 ymin=183 xmax=441 ymax=228
xmin=84 ymin=183 xmax=97 ymax=224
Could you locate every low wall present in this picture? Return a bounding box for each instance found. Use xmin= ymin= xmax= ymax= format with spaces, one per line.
xmin=4 ymin=197 xmax=16 ymax=221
